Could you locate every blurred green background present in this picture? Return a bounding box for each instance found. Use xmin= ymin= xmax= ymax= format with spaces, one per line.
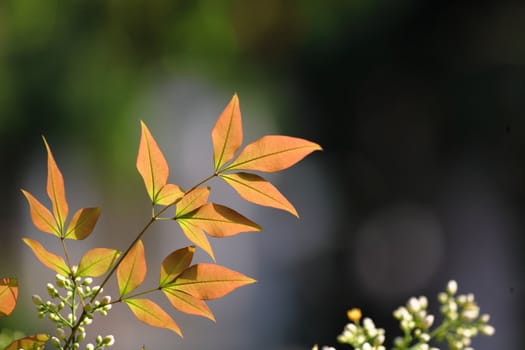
xmin=0 ymin=1 xmax=523 ymax=349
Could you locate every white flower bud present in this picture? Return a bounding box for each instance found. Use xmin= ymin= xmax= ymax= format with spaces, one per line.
xmin=86 ymin=344 xmax=95 ymax=350
xmin=103 ymin=335 xmax=115 ymax=346
xmin=101 ymin=295 xmax=112 ymax=304
xmin=407 ymin=297 xmax=421 ymax=312
xmin=32 ymin=294 xmax=43 ymax=305
xmin=447 ymin=280 xmax=458 ymax=295
xmin=480 ymin=324 xmax=495 ymax=336
xmin=83 ymin=277 xmax=93 ymax=286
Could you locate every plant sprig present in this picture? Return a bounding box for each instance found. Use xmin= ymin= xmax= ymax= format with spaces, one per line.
xmin=0 ymin=93 xmax=322 ymax=349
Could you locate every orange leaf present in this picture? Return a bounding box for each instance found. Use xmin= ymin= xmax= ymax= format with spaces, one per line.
xmin=156 ymin=184 xmax=184 ymax=206
xmin=225 ymin=135 xmax=322 ymax=172
xmin=22 ymin=238 xmax=69 ymax=275
xmin=220 ymin=172 xmax=298 ymax=217
xmin=175 ymin=187 xmax=210 ymax=216
xmin=65 ymin=207 xmax=101 ymax=240
xmin=21 ymin=190 xmax=59 ymax=237
xmin=176 ymin=220 xmax=215 ymax=261
xmin=125 ymin=298 xmax=182 ymax=337
xmin=77 ymin=248 xmax=121 ymax=277
xmin=0 ymin=277 xmax=18 ymax=317
xmin=162 ymin=288 xmax=215 ymax=321
xmin=43 ymin=137 xmax=69 ymax=232
xmin=117 ymin=240 xmax=146 ymax=297
xmin=5 ymin=334 xmax=50 ymax=350
xmin=212 ymin=94 xmax=243 ymax=171
xmin=178 ymin=203 xmax=261 ymax=237
xmin=159 ymin=246 xmax=195 ymax=287
xmin=136 ymin=121 xmax=170 ymax=204
xmin=167 ymin=263 xmax=255 ymax=300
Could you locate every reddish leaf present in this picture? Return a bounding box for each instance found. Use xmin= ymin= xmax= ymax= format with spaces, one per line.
xmin=162 ymin=287 xmax=215 ymax=321
xmin=212 ymin=94 xmax=243 ymax=171
xmin=0 ymin=278 xmax=18 ymax=317
xmin=125 ymin=298 xmax=182 ymax=337
xmin=136 ymin=121 xmax=170 ymax=204
xmin=21 ymin=190 xmax=59 ymax=236
xmin=168 ymin=263 xmax=255 ymax=300
xmin=156 ymin=184 xmax=184 ymax=206
xmin=225 ymin=135 xmax=322 ymax=172
xmin=43 ymin=137 xmax=69 ymax=232
xmin=179 ymin=203 xmax=261 ymax=237
xmin=220 ymin=172 xmax=298 ymax=217
xmin=159 ymin=246 xmax=195 ymax=287
xmin=22 ymin=238 xmax=69 ymax=275
xmin=65 ymin=207 xmax=101 ymax=240
xmin=77 ymin=248 xmax=121 ymax=277
xmin=117 ymin=240 xmax=146 ymax=297
xmin=176 ymin=220 xmax=215 ymax=261
xmin=5 ymin=334 xmax=50 ymax=350
xmin=175 ymin=187 xmax=210 ymax=216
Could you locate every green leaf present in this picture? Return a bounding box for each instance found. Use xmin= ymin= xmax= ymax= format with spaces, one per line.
xmin=22 ymin=238 xmax=69 ymax=275
xmin=159 ymin=246 xmax=195 ymax=288
xmin=0 ymin=277 xmax=18 ymax=317
xmin=77 ymin=248 xmax=121 ymax=277
xmin=117 ymin=240 xmax=146 ymax=297
xmin=167 ymin=263 xmax=255 ymax=300
xmin=125 ymin=298 xmax=182 ymax=337
xmin=65 ymin=207 xmax=101 ymax=240
xmin=162 ymin=287 xmax=215 ymax=321
xmin=220 ymin=172 xmax=298 ymax=217
xmin=178 ymin=203 xmax=261 ymax=237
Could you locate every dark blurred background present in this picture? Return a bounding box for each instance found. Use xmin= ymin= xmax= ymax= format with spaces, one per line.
xmin=0 ymin=1 xmax=523 ymax=349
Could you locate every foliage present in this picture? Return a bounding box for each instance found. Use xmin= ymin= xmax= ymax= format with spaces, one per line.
xmin=0 ymin=94 xmax=321 ymax=349
xmin=313 ymin=280 xmax=495 ymax=350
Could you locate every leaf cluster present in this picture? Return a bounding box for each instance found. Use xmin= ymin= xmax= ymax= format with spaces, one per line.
xmin=0 ymin=94 xmax=321 ymax=349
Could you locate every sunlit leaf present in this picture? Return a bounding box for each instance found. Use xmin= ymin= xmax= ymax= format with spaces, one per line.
xmin=77 ymin=248 xmax=121 ymax=277
xmin=64 ymin=207 xmax=101 ymax=240
xmin=125 ymin=298 xmax=182 ymax=337
xmin=177 ymin=220 xmax=215 ymax=261
xmin=117 ymin=240 xmax=146 ymax=297
xmin=159 ymin=246 xmax=195 ymax=287
xmin=175 ymin=187 xmax=210 ymax=216
xmin=21 ymin=190 xmax=59 ymax=236
xmin=43 ymin=137 xmax=69 ymax=232
xmin=136 ymin=121 xmax=170 ymax=204
xmin=225 ymin=135 xmax=322 ymax=172
xmin=156 ymin=184 xmax=184 ymax=206
xmin=167 ymin=263 xmax=255 ymax=300
xmin=220 ymin=172 xmax=298 ymax=217
xmin=5 ymin=334 xmax=50 ymax=350
xmin=212 ymin=94 xmax=243 ymax=171
xmin=0 ymin=278 xmax=18 ymax=317
xmin=22 ymin=238 xmax=69 ymax=275
xmin=162 ymin=287 xmax=215 ymax=321
xmin=178 ymin=203 xmax=261 ymax=237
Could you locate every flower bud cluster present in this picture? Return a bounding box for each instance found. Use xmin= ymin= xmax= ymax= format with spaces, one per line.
xmin=435 ymin=280 xmax=495 ymax=350
xmin=336 ymin=309 xmax=386 ymax=350
xmin=33 ymin=273 xmax=115 ymax=349
xmin=311 ymin=280 xmax=494 ymax=350
xmin=392 ymin=295 xmax=435 ymax=349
